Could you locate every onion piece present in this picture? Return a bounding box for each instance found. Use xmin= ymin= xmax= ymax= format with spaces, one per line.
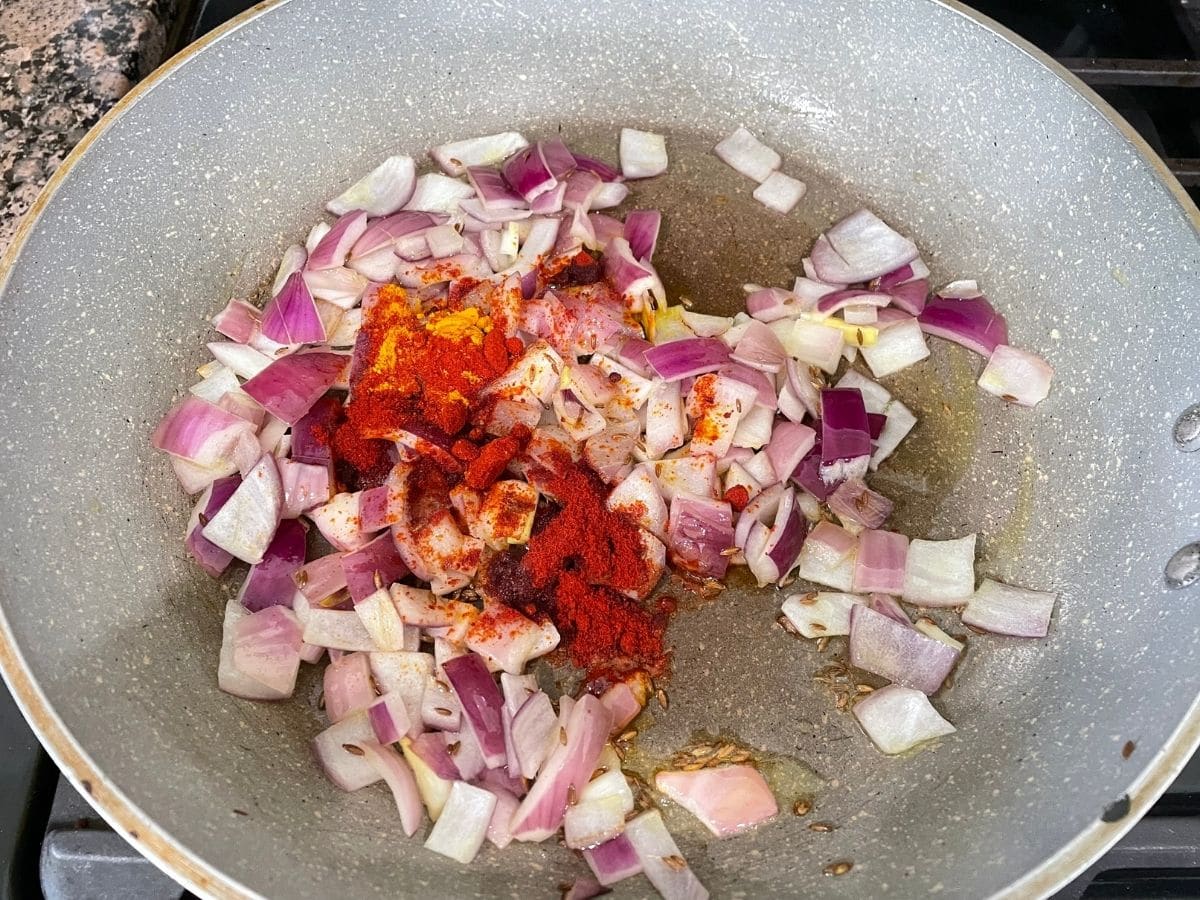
xmin=241 ymin=351 xmax=346 ymax=425
xmin=371 ymin=652 xmax=432 ymax=737
xmin=237 ymin=519 xmax=306 ymax=612
xmin=962 ymin=578 xmax=1056 ymax=637
xmin=564 ymin=754 xmax=635 ymax=849
xmin=510 ymin=691 xmax=558 ymax=779
xmin=853 ymin=529 xmax=909 ymax=594
xmin=871 ymin=398 xmax=916 ymax=470
xmin=619 ymin=128 xmax=668 ymax=179
xmin=853 ymin=684 xmax=956 ymax=754
xmin=765 ymin=421 xmax=816 ymax=485
xmin=308 ymin=210 xmax=369 ymax=271
xmin=913 ymin=617 xmax=965 ymax=652
xmin=510 ymin=694 xmax=611 ymax=842
xmin=623 ymin=209 xmax=661 ymax=261
xmin=887 ymin=277 xmax=929 ymax=316
xmin=367 ymin=692 xmax=412 ymax=744
xmin=502 ymin=144 xmax=558 ymax=202
xmin=465 ymin=601 xmax=557 ymax=673
xmin=835 ymin=369 xmax=890 ymax=414
xmin=607 ymin=464 xmax=668 ymax=538
xmin=323 ymin=651 xmax=374 ymax=723
xmin=442 ymin=653 xmax=508 ymax=769
xmin=563 ymin=171 xmax=603 ymax=212
xmin=294 ymin=552 xmax=348 ymax=604
xmin=815 ymin=289 xmax=892 ymax=318
xmin=753 ymin=171 xmax=807 ymax=214
xmin=870 ymin=592 xmax=912 ymax=626
xmin=423 ymin=781 xmax=497 ymax=864
xmin=780 ymin=320 xmax=844 ymax=374
xmin=590 ymin=182 xmax=630 ymax=211
xmin=207 ymin=341 xmax=273 ymax=380
xmin=780 ymin=591 xmax=864 ymax=638
xmin=655 ymin=765 xmax=777 ymax=838
xmin=667 ymin=493 xmax=734 ymax=580
xmin=327 ymin=156 xmax=416 ymax=216
xmin=312 ymin=712 xmax=382 ymax=791
xmin=400 ymin=736 xmax=453 ymax=819
xmin=185 ymin=475 xmax=240 ymax=577
xmin=794 ymin=521 xmax=858 ymax=591
xmin=465 ymin=165 xmax=527 ymax=210
xmin=811 ymin=209 xmax=919 ymax=283
xmin=902 ymin=534 xmax=977 ymax=607
xmin=277 ymin=459 xmax=330 ymax=519
xmin=584 ymin=836 xmax=643 ymax=888
xmin=686 ymin=373 xmax=758 ymax=458
xmin=860 ymin=316 xmax=930 ymax=378
xmin=828 ymin=477 xmax=893 ymax=530
xmin=152 ymin=395 xmax=256 ymax=471
xmin=849 ymin=604 xmax=959 ymax=694
xmin=744 ymin=287 xmax=800 ymax=323
xmin=403 ymin=173 xmax=476 ymax=213
xmin=918 ymin=295 xmax=1009 ymax=357
xmin=730 ymin=320 xmax=787 ymax=373
xmin=201 ymin=455 xmax=282 ymax=564
xmin=307 ymin=491 xmax=371 ymax=552
xmin=624 ymin=810 xmax=709 ymax=900
xmin=731 ymin=404 xmax=773 ymax=450
xmin=226 ymin=603 xmax=303 ymax=698
xmin=644 ymin=381 xmax=687 ymax=458
xmin=347 ymin=739 xmax=424 ymax=836
xmin=596 ymin=671 xmax=651 ymax=735
xmin=432 ymin=132 xmax=529 ymax=176
xmin=759 ymin=489 xmax=808 ymax=584
xmin=820 ymin=388 xmax=871 ymax=484
xmin=350 ymin=585 xmax=410 ymax=652
xmin=978 ymin=345 xmax=1054 ymax=407
xmin=713 ymin=127 xmax=781 ymax=182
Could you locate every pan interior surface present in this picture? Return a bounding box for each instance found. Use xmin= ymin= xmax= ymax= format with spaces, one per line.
xmin=0 ymin=0 xmax=1198 ymax=897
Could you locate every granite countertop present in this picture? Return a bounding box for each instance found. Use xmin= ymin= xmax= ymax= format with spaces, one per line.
xmin=0 ymin=0 xmax=180 ymax=255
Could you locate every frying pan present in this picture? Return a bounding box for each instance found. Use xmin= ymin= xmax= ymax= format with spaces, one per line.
xmin=0 ymin=0 xmax=1197 ymax=896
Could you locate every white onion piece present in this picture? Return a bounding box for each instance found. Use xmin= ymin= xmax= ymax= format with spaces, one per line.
xmin=902 ymin=534 xmax=977 ymax=607
xmin=424 ymin=781 xmax=497 ymax=863
xmin=464 ymin=602 xmax=555 ymax=673
xmin=853 ymin=684 xmax=956 ymax=755
xmin=813 ymin=209 xmax=919 ymax=283
xmin=962 ymin=578 xmax=1056 ymax=637
xmin=680 ymin=310 xmax=734 ymax=336
xmin=311 ymin=712 xmax=381 ymax=791
xmin=752 ymin=171 xmax=806 ymax=214
xmin=781 ymin=320 xmax=844 ymax=374
xmin=780 ymin=591 xmax=863 ymax=639
xmin=353 ymin=587 xmax=409 ymax=652
xmin=403 ymin=173 xmax=475 ymax=213
xmin=853 ymin=529 xmax=909 ymax=594
xmin=400 ymin=736 xmax=453 ymax=820
xmin=326 ymin=155 xmax=416 ymax=216
xmin=937 ymin=278 xmax=983 ymax=299
xmin=271 ymin=243 xmax=307 ymax=296
xmin=686 ymin=373 xmax=757 ymax=458
xmin=794 ymin=521 xmax=858 ymax=591
xmin=653 ymin=456 xmax=716 ymax=502
xmin=860 ymin=317 xmax=930 ymax=378
xmin=607 ymin=463 xmax=668 ymax=538
xmin=713 ymin=126 xmax=781 ymax=182
xmin=482 ymin=340 xmax=564 ymax=407
xmin=644 ymin=380 xmax=687 ymax=458
xmin=306 ymin=491 xmax=371 ymax=552
xmin=323 ymin=651 xmax=374 ymax=722
xmin=432 ymin=131 xmax=529 ymax=176
xmin=592 ymin=356 xmax=654 ymax=414
xmin=510 ymin=691 xmax=558 ymax=779
xmin=731 ymin=404 xmax=774 ymax=450
xmin=564 ymin=759 xmax=634 ymax=849
xmin=978 ymin=345 xmax=1054 ymax=407
xmin=723 ymin=461 xmax=761 ymax=500
xmin=300 ymin=607 xmax=377 ymax=652
xmin=590 ymin=181 xmax=630 ymax=210
xmin=201 ymin=455 xmax=281 ymax=564
xmin=619 ymin=128 xmax=668 ymax=179
xmin=844 ymin=304 xmax=879 ymax=325
xmin=849 ymin=605 xmax=960 ymax=694
xmin=350 ymin=739 xmax=424 ymax=836
xmin=207 ymin=341 xmax=273 ymax=380
xmin=369 ymin=651 xmax=431 ymax=738
xmin=218 ymin=599 xmax=297 ymax=700
xmin=624 ymin=810 xmax=709 ymax=900
xmin=871 ymin=398 xmax=916 ymax=470
xmin=655 ymin=765 xmax=778 ymax=837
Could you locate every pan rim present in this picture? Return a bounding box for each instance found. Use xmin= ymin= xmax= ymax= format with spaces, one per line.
xmin=0 ymin=1 xmax=1195 ymax=898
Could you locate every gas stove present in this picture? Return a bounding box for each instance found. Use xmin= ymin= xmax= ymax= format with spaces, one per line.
xmin=2 ymin=1 xmax=1197 ymax=897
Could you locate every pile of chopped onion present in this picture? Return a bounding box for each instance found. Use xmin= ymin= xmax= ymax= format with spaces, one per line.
xmin=153 ymin=126 xmax=1057 ymax=897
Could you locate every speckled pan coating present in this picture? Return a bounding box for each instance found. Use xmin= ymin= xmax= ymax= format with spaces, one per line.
xmin=0 ymin=0 xmax=1197 ymax=897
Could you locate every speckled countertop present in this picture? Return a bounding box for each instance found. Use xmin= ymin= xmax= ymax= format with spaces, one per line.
xmin=0 ymin=0 xmax=180 ymax=255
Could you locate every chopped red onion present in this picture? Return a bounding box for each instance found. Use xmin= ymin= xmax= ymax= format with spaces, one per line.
xmin=584 ymin=833 xmax=643 ymax=887
xmin=530 ymin=181 xmax=567 ymax=214
xmin=312 ymin=712 xmax=382 ymax=791
xmin=853 ymin=529 xmax=909 ymax=594
xmin=766 ymin=421 xmax=817 ymax=485
xmin=860 ymin=317 xmax=930 ymax=379
xmin=853 ymin=684 xmax=956 ymax=755
xmin=596 ymin=671 xmax=650 ymax=735
xmin=607 ymin=463 xmax=668 ymax=537
xmin=655 ymin=764 xmax=778 ymax=837
xmin=572 ymin=151 xmax=622 ymax=182
xmin=307 ymin=491 xmax=371 ymax=552
xmin=465 ymin=165 xmax=527 ymax=210
xmin=241 ymin=351 xmax=347 ymax=425
xmin=644 ymin=337 xmax=731 ymax=381
xmin=237 ymin=519 xmax=306 ymax=612
xmin=745 ymin=287 xmax=800 ymax=323
xmin=918 ymin=295 xmax=1009 ymax=357
xmin=424 ymin=781 xmax=497 ymax=864
xmin=644 ymin=380 xmax=687 ymax=458
xmin=464 ymin=602 xmax=557 ymax=673
xmin=604 ymin=237 xmax=657 ymax=298
xmin=201 ymin=454 xmax=281 ymax=564
xmin=485 ymin=786 xmax=521 ymax=849
xmin=752 ymin=171 xmax=807 ymax=214
xmin=667 ymin=493 xmax=734 ymax=580
xmin=308 ymin=210 xmax=369 ymax=271
xmin=869 ymin=592 xmax=912 ymax=627
xmin=510 ymin=694 xmax=611 ymax=842
xmin=350 ymin=211 xmax=440 ymax=260
xmin=820 ymin=388 xmax=871 ymax=484
xmin=731 ymin=404 xmax=774 ymax=450
xmin=185 ymin=475 xmax=240 ymax=577
xmin=811 ymin=209 xmax=919 ymax=283
xmin=293 ymin=552 xmax=347 ymax=605
xmin=367 ymin=692 xmax=412 ymax=745
xmin=352 ymin=739 xmax=424 ymax=836
xmin=887 ymin=277 xmax=929 ymax=316
xmin=624 ymin=810 xmax=708 ymax=900
xmin=408 ymin=732 xmax=461 ymax=781
xmin=327 ymin=156 xmax=416 ymax=216
xmin=563 ymin=171 xmax=603 ymax=212
xmin=323 ymin=651 xmax=374 ymax=723
xmin=619 ymin=128 xmax=668 ymax=179
xmin=762 ymin=488 xmax=808 ymax=583
xmin=794 ymin=520 xmax=858 ymax=591
xmin=341 ymin=533 xmax=409 ymax=603
xmin=850 ymin=604 xmax=960 ymax=694
xmin=780 ymin=320 xmax=844 ymax=374
xmin=211 ymin=298 xmax=261 ymax=344
xmin=502 ymin=144 xmax=557 ymax=202
xmin=400 ymin=735 xmax=452 ymax=818
xmin=902 ymin=534 xmax=977 ymax=607
xmin=978 ymin=345 xmax=1055 ymax=406
xmin=510 ymin=691 xmax=558 ymax=780
xmin=403 ymin=173 xmax=476 ymax=214
xmin=713 ymin=127 xmax=781 ymax=182
xmin=780 ymin=591 xmax=863 ymax=638
xmin=962 ymin=578 xmax=1056 ymax=637
xmin=431 ymin=132 xmax=530 ymax=176
xmin=828 ymin=477 xmax=893 ymax=530
xmin=564 ymin=755 xmax=634 ymax=849
xmin=152 ymin=394 xmax=257 ymax=473
xmin=686 ymin=373 xmax=758 ymax=458
xmin=624 ymin=209 xmax=661 ymax=261
xmin=815 ymin=289 xmax=892 ymax=317
xmin=442 ymin=653 xmax=508 ymax=769
xmin=228 ymin=604 xmax=303 ymax=698
xmin=277 ymin=459 xmax=330 ymax=518
xmin=730 ymin=320 xmax=787 ymax=373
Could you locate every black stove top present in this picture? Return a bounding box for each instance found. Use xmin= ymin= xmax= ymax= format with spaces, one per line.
xmin=3 ymin=1 xmax=1197 ymax=897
